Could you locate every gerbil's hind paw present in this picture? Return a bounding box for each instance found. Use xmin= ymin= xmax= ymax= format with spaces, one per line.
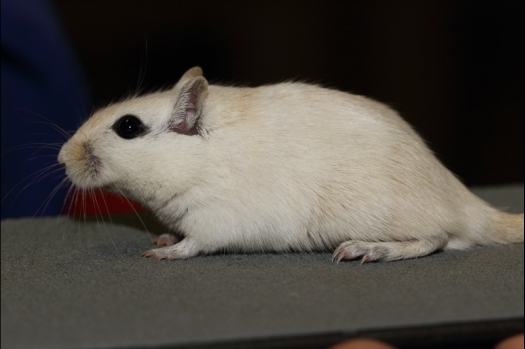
xmin=333 ymin=236 xmax=447 ymax=264
xmin=150 ymin=233 xmax=181 ymax=247
xmin=332 ymin=241 xmax=389 ymax=264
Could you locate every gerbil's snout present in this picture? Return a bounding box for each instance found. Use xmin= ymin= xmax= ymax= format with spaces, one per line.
xmin=57 ymin=144 xmax=70 ymax=167
xmin=57 ymin=137 xmax=104 ymax=189
xmin=57 ymin=148 xmax=65 ymax=166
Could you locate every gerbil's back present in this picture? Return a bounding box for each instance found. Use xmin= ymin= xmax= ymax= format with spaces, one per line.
xmin=204 ymin=82 xmax=438 ymax=181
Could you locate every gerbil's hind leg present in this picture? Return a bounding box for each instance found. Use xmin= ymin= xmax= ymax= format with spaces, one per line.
xmin=333 ymin=236 xmax=448 ymax=263
xmin=141 ymin=238 xmax=200 ymax=260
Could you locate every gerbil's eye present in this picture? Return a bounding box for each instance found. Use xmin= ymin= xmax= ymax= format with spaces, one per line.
xmin=113 ymin=115 xmax=144 ymax=139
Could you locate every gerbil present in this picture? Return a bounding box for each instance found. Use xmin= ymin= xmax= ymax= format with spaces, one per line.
xmin=58 ymin=67 xmax=524 ymax=262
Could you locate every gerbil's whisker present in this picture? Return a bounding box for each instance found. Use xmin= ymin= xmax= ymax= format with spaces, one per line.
xmin=135 ymin=36 xmax=148 ymax=96
xmin=26 ymin=154 xmax=64 ymax=162
xmin=2 ymin=163 xmax=61 ymax=204
xmin=58 ymin=180 xmax=75 ymax=242
xmin=71 ymin=187 xmax=82 ymax=243
xmin=14 ymin=165 xmax=63 ymax=201
xmin=93 ymin=189 xmax=124 ymax=258
xmin=30 ymin=176 xmax=69 ymax=222
xmin=115 ymin=188 xmax=151 ymax=240
xmin=1 ymin=143 xmax=62 ymax=156
xmin=88 ymin=188 xmax=101 ymax=228
xmin=11 ymin=110 xmax=73 ymax=141
xmin=82 ymin=187 xmax=88 ymax=228
xmin=77 ymin=187 xmax=85 ymax=245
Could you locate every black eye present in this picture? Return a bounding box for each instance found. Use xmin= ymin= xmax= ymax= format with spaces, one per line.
xmin=113 ymin=115 xmax=144 ymax=139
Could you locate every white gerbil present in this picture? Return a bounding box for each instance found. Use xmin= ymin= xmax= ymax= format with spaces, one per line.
xmin=58 ymin=67 xmax=524 ymax=262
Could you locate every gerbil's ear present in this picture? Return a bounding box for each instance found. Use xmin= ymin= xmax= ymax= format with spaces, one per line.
xmin=170 ymin=76 xmax=208 ymax=136
xmin=173 ymin=66 xmax=203 ymax=91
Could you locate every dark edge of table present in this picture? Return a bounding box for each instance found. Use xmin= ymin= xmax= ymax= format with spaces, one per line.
xmin=94 ymin=317 xmax=523 ymax=349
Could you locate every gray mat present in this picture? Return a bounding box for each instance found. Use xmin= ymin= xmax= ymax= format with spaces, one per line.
xmin=1 ymin=184 xmax=524 ymax=349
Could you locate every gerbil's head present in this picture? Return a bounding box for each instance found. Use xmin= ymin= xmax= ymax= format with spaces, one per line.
xmin=58 ymin=67 xmax=209 ymax=202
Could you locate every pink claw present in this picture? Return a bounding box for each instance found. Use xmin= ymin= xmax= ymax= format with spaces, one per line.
xmin=141 ymin=250 xmax=164 ymax=259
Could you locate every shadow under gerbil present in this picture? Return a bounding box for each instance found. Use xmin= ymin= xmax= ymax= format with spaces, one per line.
xmin=70 ymin=211 xmax=166 ymax=236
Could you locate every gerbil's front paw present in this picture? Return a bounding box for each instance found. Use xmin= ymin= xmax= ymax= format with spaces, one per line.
xmin=141 ymin=239 xmax=199 ymax=260
xmin=141 ymin=249 xmax=161 ymax=259
xmin=150 ymin=233 xmax=181 ymax=247
xmin=141 ymin=247 xmax=189 ymax=260
xmin=141 ymin=248 xmax=172 ymax=260
xmin=332 ymin=241 xmax=389 ymax=264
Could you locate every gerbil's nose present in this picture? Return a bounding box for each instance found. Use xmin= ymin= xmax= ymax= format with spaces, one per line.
xmin=57 ymin=149 xmax=66 ymax=166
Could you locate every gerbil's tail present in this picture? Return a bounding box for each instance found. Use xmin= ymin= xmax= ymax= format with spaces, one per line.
xmin=489 ymin=212 xmax=524 ymax=244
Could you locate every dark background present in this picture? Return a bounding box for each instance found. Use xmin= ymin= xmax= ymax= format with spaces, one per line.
xmin=54 ymin=0 xmax=524 ymax=187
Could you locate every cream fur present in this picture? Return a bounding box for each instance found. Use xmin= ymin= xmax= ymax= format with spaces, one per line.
xmin=58 ymin=67 xmax=524 ymax=262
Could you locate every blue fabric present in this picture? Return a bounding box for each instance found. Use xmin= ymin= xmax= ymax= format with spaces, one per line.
xmin=1 ymin=0 xmax=88 ymax=218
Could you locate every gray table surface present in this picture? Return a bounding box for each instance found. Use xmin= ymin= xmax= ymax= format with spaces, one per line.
xmin=1 ymin=184 xmax=524 ymax=349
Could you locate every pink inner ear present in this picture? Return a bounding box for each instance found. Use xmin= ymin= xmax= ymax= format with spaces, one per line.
xmin=170 ymin=100 xmax=199 ymax=135
xmin=170 ymin=78 xmax=206 ymax=135
xmin=185 ymin=103 xmax=197 ymax=120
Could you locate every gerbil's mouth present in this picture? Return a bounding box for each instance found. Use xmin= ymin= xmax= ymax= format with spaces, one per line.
xmin=100 ymin=184 xmax=118 ymax=193
xmin=82 ymin=141 xmax=102 ymax=174
xmin=63 ymin=167 xmax=100 ymax=189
